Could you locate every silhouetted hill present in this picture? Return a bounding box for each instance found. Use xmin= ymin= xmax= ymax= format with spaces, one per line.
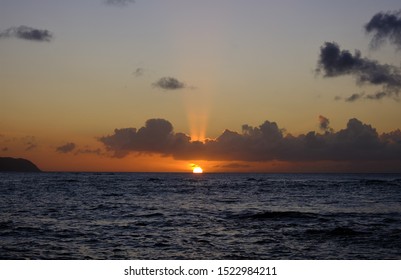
xmin=0 ymin=157 xmax=41 ymax=172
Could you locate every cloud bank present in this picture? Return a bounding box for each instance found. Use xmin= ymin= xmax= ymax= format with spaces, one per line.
xmin=152 ymin=77 xmax=187 ymax=91
xmin=365 ymin=10 xmax=401 ymax=49
xmin=99 ymin=118 xmax=401 ymax=163
xmin=0 ymin=26 xmax=53 ymax=42
xmin=317 ymin=42 xmax=401 ymax=101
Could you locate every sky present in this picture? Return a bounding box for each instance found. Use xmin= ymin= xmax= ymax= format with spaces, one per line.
xmin=1 ymin=0 xmax=401 ymax=172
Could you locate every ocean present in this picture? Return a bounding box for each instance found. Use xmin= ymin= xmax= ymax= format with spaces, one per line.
xmin=0 ymin=172 xmax=400 ymax=259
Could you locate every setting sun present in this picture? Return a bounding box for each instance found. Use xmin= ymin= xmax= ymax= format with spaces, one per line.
xmin=192 ymin=166 xmax=203 ymax=173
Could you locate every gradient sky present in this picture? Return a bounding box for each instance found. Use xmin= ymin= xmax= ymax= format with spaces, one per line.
xmin=1 ymin=0 xmax=401 ymax=172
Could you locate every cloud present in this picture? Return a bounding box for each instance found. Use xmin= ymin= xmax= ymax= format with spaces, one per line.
xmin=99 ymin=119 xmax=183 ymax=157
xmin=99 ymin=118 xmax=401 ymax=164
xmin=75 ymin=148 xmax=104 ymax=156
xmin=56 ymin=142 xmax=76 ymax=153
xmin=104 ymin=0 xmax=135 ymax=7
xmin=317 ymin=42 xmax=401 ymax=100
xmin=318 ymin=115 xmax=333 ymax=132
xmin=343 ymin=93 xmax=365 ymax=102
xmin=25 ymin=143 xmax=38 ymax=151
xmin=215 ymin=163 xmax=251 ymax=169
xmin=21 ymin=136 xmax=38 ymax=151
xmin=0 ymin=26 xmax=53 ymax=42
xmin=133 ymin=67 xmax=145 ymax=77
xmin=365 ymin=10 xmax=401 ymax=49
xmin=152 ymin=77 xmax=187 ymax=90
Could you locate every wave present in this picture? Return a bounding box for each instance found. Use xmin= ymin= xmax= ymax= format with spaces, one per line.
xmin=359 ymin=178 xmax=401 ymax=186
xmin=306 ymin=226 xmax=364 ymax=237
xmin=0 ymin=220 xmax=14 ymax=230
xmin=137 ymin=212 xmax=164 ymax=218
xmin=233 ymin=210 xmax=319 ymax=220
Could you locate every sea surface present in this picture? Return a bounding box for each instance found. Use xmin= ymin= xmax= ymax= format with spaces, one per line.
xmin=1 ymin=172 xmax=401 ymax=259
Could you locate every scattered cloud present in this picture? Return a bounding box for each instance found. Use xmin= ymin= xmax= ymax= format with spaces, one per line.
xmin=22 ymin=136 xmax=38 ymax=151
xmin=0 ymin=25 xmax=53 ymax=42
xmin=133 ymin=67 xmax=145 ymax=77
xmin=318 ymin=115 xmax=333 ymax=132
xmin=25 ymin=143 xmax=38 ymax=151
xmin=99 ymin=118 xmax=401 ymax=163
xmin=366 ymin=91 xmax=393 ymax=100
xmin=365 ymin=10 xmax=401 ymax=49
xmin=152 ymin=77 xmax=187 ymax=91
xmin=55 ymin=142 xmax=105 ymax=156
xmin=339 ymin=91 xmax=390 ymax=102
xmin=317 ymin=41 xmax=401 ymax=100
xmin=344 ymin=93 xmax=365 ymax=102
xmin=56 ymin=142 xmax=76 ymax=153
xmin=75 ymin=148 xmax=104 ymax=156
xmin=104 ymin=0 xmax=135 ymax=7
xmin=0 ymin=135 xmax=38 ymax=152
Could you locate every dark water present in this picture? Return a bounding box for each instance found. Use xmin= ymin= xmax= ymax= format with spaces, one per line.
xmin=1 ymin=172 xmax=401 ymax=259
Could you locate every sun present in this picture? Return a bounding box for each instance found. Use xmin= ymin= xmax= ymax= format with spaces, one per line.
xmin=192 ymin=166 xmax=203 ymax=173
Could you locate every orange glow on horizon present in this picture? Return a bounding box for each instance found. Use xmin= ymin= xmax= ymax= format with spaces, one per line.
xmin=190 ymin=163 xmax=204 ymax=173
xmin=192 ymin=166 xmax=203 ymax=173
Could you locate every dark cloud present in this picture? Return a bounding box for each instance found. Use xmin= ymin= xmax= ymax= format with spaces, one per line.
xmin=216 ymin=163 xmax=251 ymax=169
xmin=152 ymin=77 xmax=187 ymax=91
xmin=366 ymin=91 xmax=393 ymax=100
xmin=317 ymin=42 xmax=401 ymax=100
xmin=99 ymin=118 xmax=401 ymax=164
xmin=99 ymin=119 xmax=181 ymax=157
xmin=104 ymin=0 xmax=135 ymax=7
xmin=318 ymin=115 xmax=333 ymax=132
xmin=56 ymin=142 xmax=76 ymax=153
xmin=344 ymin=93 xmax=365 ymax=102
xmin=0 ymin=26 xmax=53 ymax=42
xmin=365 ymin=10 xmax=401 ymax=49
xmin=340 ymin=91 xmax=396 ymax=102
xmin=75 ymin=148 xmax=104 ymax=156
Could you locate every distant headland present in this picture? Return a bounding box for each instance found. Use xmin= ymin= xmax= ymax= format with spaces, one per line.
xmin=0 ymin=157 xmax=41 ymax=172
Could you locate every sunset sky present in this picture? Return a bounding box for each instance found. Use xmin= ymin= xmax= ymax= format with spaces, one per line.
xmin=1 ymin=0 xmax=401 ymax=172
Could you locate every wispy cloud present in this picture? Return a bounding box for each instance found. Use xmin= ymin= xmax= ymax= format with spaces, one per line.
xmin=0 ymin=26 xmax=53 ymax=42
xmin=56 ymin=142 xmax=76 ymax=153
xmin=133 ymin=67 xmax=145 ymax=77
xmin=343 ymin=93 xmax=364 ymax=102
xmin=365 ymin=10 xmax=401 ymax=49
xmin=75 ymin=148 xmax=104 ymax=156
xmin=317 ymin=42 xmax=401 ymax=101
xmin=152 ymin=77 xmax=188 ymax=91
xmin=99 ymin=117 xmax=401 ymax=164
xmin=22 ymin=136 xmax=38 ymax=151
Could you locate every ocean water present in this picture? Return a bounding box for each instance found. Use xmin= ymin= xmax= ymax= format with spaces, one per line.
xmin=0 ymin=172 xmax=400 ymax=259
